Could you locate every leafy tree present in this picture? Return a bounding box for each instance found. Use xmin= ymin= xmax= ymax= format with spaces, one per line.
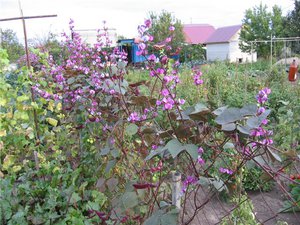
xmin=147 ymin=10 xmax=185 ymax=55
xmin=284 ymin=0 xmax=300 ymax=54
xmin=0 ymin=29 xmax=24 ymax=62
xmin=239 ymin=4 xmax=284 ymax=58
xmin=0 ymin=48 xmax=9 ymax=71
xmin=284 ymin=0 xmax=300 ymax=37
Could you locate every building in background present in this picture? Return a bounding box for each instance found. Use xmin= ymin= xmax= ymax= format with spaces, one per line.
xmin=204 ymin=25 xmax=257 ymax=63
xmin=74 ymin=28 xmax=118 ymax=46
xmin=183 ymin=24 xmax=215 ymax=45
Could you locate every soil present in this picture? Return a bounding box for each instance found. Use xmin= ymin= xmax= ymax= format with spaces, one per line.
xmin=184 ymin=185 xmax=300 ymax=225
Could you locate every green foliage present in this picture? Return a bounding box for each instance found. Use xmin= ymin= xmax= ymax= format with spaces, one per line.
xmin=0 ymin=158 xmax=107 ymax=224
xmin=148 ymin=10 xmax=185 ymax=54
xmin=242 ymin=166 xmax=273 ymax=192
xmin=284 ymin=0 xmax=300 ymax=37
xmin=221 ymin=194 xmax=259 ymax=225
xmin=0 ymin=48 xmax=9 ymax=71
xmin=180 ymin=44 xmax=205 ymax=63
xmin=240 ymin=4 xmax=284 ymax=57
xmin=282 ymin=177 xmax=300 ymax=212
xmin=0 ymin=29 xmax=25 ymax=62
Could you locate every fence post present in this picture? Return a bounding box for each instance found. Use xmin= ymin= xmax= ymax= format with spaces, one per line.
xmin=172 ymin=171 xmax=181 ymax=209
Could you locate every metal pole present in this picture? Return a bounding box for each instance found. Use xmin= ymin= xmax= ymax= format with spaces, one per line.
xmin=270 ymin=36 xmax=273 ymax=67
xmin=251 ymin=41 xmax=253 ymax=66
xmin=284 ymin=40 xmax=287 ymax=67
xmin=172 ymin=171 xmax=181 ymax=209
xmin=18 ymin=0 xmax=40 ymax=141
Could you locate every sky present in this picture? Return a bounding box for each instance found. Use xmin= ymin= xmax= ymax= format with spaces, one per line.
xmin=0 ymin=0 xmax=296 ymax=42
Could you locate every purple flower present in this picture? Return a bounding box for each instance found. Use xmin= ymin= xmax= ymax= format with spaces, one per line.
xmin=156 ymin=68 xmax=165 ymax=75
xmin=127 ymin=112 xmax=140 ymax=122
xmin=177 ymin=98 xmax=185 ymax=105
xmin=165 ymin=37 xmax=172 ymax=43
xmin=156 ymin=100 xmax=162 ymax=106
xmin=169 ymin=26 xmax=175 ymax=31
xmin=181 ymin=176 xmax=198 ymax=194
xmin=152 ymin=144 xmax=158 ymax=150
xmin=161 ymin=89 xmax=169 ymax=96
xmin=144 ymin=19 xmax=152 ymax=28
xmin=164 ymin=102 xmax=173 ymax=110
xmin=197 ymin=156 xmax=205 ymax=165
xmin=163 ymin=76 xmax=173 ymax=84
xmin=257 ymin=107 xmax=266 ymax=115
xmin=138 ymin=43 xmax=146 ymax=50
xmin=219 ymin=167 xmax=233 ymax=175
xmin=256 ymin=87 xmax=271 ymax=104
xmin=148 ymin=54 xmax=157 ymax=61
xmin=198 ymin=147 xmax=204 ymax=154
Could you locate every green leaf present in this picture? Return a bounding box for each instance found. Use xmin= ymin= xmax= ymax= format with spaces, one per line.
xmin=215 ymin=108 xmax=243 ymax=125
xmin=46 ymin=118 xmax=58 ymax=127
xmin=2 ymin=155 xmax=16 ymax=171
xmin=143 ymin=207 xmax=179 ymax=225
xmin=237 ymin=125 xmax=251 ymax=134
xmin=121 ymin=191 xmax=139 ymax=209
xmin=188 ymin=103 xmax=210 ymax=120
xmin=240 ymin=104 xmax=257 ymax=116
xmin=184 ymin=144 xmax=199 ymax=160
xmin=212 ymin=106 xmax=228 ymax=116
xmin=67 ymin=77 xmax=76 ymax=85
xmin=125 ymin=123 xmax=138 ymax=136
xmin=221 ymin=123 xmax=236 ymax=131
xmin=160 ymin=208 xmax=179 ymax=225
xmin=246 ymin=109 xmax=271 ymax=129
xmin=267 ymin=148 xmax=282 ymax=162
xmin=0 ymin=200 xmax=12 ymax=220
xmin=105 ymin=159 xmax=116 ymax=173
xmin=14 ymin=110 xmax=29 ymax=121
xmin=211 ymin=179 xmax=227 ymax=192
xmin=100 ymin=146 xmax=110 ymax=156
xmin=223 ymin=142 xmax=234 ymax=149
xmin=145 ymin=147 xmax=164 ymax=160
xmin=17 ymin=95 xmax=30 ymax=102
xmin=70 ymin=192 xmax=81 ymax=204
xmin=164 ymin=139 xmax=184 ymax=158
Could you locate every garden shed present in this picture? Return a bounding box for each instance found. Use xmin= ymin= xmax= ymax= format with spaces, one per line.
xmin=117 ymin=39 xmax=146 ymax=64
xmin=204 ymin=25 xmax=257 ymax=63
xmin=183 ymin=24 xmax=215 ymax=44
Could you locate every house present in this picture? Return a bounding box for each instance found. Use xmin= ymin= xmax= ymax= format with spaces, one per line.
xmin=74 ymin=28 xmax=118 ymax=46
xmin=204 ymin=25 xmax=257 ymax=63
xmin=183 ymin=24 xmax=215 ymax=45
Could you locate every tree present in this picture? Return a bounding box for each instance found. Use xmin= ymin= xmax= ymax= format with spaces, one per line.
xmin=239 ymin=4 xmax=284 ymax=58
xmin=284 ymin=1 xmax=300 ymax=54
xmin=0 ymin=29 xmax=24 ymax=62
xmin=147 ymin=10 xmax=185 ymax=56
xmin=284 ymin=0 xmax=300 ymax=37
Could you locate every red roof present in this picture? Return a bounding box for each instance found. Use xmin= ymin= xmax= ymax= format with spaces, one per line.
xmin=204 ymin=25 xmax=242 ymax=44
xmin=183 ymin=24 xmax=215 ymax=44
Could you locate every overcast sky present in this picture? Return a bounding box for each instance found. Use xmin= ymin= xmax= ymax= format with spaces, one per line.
xmin=0 ymin=0 xmax=296 ymax=41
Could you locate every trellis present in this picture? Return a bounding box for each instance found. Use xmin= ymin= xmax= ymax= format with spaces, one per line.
xmin=250 ymin=37 xmax=300 ymax=67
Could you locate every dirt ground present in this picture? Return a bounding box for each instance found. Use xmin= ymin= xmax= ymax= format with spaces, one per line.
xmin=184 ymin=185 xmax=300 ymax=225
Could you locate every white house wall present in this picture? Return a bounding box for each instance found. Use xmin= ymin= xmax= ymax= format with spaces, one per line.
xmin=229 ymin=41 xmax=257 ymax=63
xmin=206 ymin=43 xmax=230 ymax=61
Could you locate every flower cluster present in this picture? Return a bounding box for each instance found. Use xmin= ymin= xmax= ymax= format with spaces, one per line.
xmin=256 ymin=87 xmax=271 ymax=104
xmin=219 ymin=167 xmax=233 ymax=175
xmin=127 ymin=108 xmax=158 ymax=123
xmin=251 ymin=87 xmax=273 ymax=145
xmin=192 ymin=68 xmax=204 ymax=86
xmin=197 ymin=147 xmax=205 ymax=165
xmin=181 ymin=176 xmax=198 ymax=194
